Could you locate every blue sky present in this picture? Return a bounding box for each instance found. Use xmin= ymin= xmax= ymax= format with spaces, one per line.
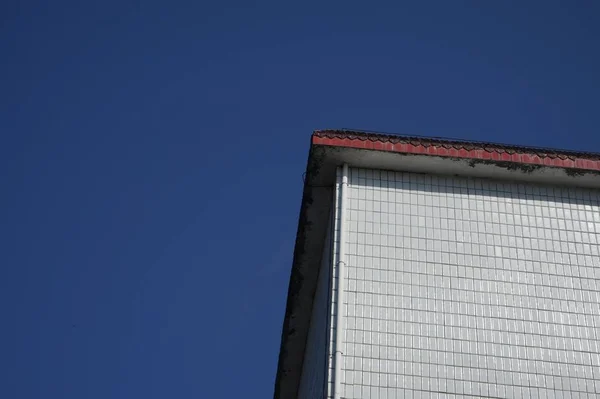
xmin=2 ymin=1 xmax=600 ymax=398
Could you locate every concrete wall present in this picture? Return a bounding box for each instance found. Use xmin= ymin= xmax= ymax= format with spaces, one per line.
xmin=298 ymin=214 xmax=333 ymax=399
xmin=327 ymin=167 xmax=600 ymax=399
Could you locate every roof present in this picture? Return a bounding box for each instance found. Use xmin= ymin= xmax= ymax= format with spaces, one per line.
xmin=273 ymin=129 xmax=600 ymax=399
xmin=313 ymin=129 xmax=600 ymax=170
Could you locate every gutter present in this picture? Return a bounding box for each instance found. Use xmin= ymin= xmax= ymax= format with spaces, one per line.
xmin=332 ymin=163 xmax=348 ymax=399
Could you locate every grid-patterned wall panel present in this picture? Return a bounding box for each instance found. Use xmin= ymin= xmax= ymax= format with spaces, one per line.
xmin=332 ymin=167 xmax=600 ymax=399
xmin=298 ymin=216 xmax=333 ymax=399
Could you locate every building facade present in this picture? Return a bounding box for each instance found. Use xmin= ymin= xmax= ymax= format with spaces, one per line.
xmin=274 ymin=130 xmax=600 ymax=399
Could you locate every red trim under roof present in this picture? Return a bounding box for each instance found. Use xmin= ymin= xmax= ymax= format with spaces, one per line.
xmin=313 ymin=130 xmax=600 ymax=172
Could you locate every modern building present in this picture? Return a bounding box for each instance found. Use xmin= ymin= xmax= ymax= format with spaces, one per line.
xmin=274 ymin=130 xmax=600 ymax=399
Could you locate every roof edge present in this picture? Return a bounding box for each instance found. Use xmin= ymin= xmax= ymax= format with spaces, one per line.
xmin=314 ymin=129 xmax=600 ymax=171
xmin=272 ymin=142 xmax=334 ymax=399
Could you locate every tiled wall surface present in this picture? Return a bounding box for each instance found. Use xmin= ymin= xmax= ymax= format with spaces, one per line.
xmin=326 ymin=167 xmax=600 ymax=399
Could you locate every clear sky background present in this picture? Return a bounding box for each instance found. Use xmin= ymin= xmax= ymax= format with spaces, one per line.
xmin=2 ymin=1 xmax=600 ymax=398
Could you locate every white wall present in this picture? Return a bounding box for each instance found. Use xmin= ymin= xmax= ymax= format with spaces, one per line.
xmin=328 ymin=167 xmax=600 ymax=399
xmin=298 ymin=213 xmax=333 ymax=399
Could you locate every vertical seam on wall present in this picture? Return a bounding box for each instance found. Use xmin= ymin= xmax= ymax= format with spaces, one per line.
xmin=321 ymin=207 xmax=334 ymax=398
